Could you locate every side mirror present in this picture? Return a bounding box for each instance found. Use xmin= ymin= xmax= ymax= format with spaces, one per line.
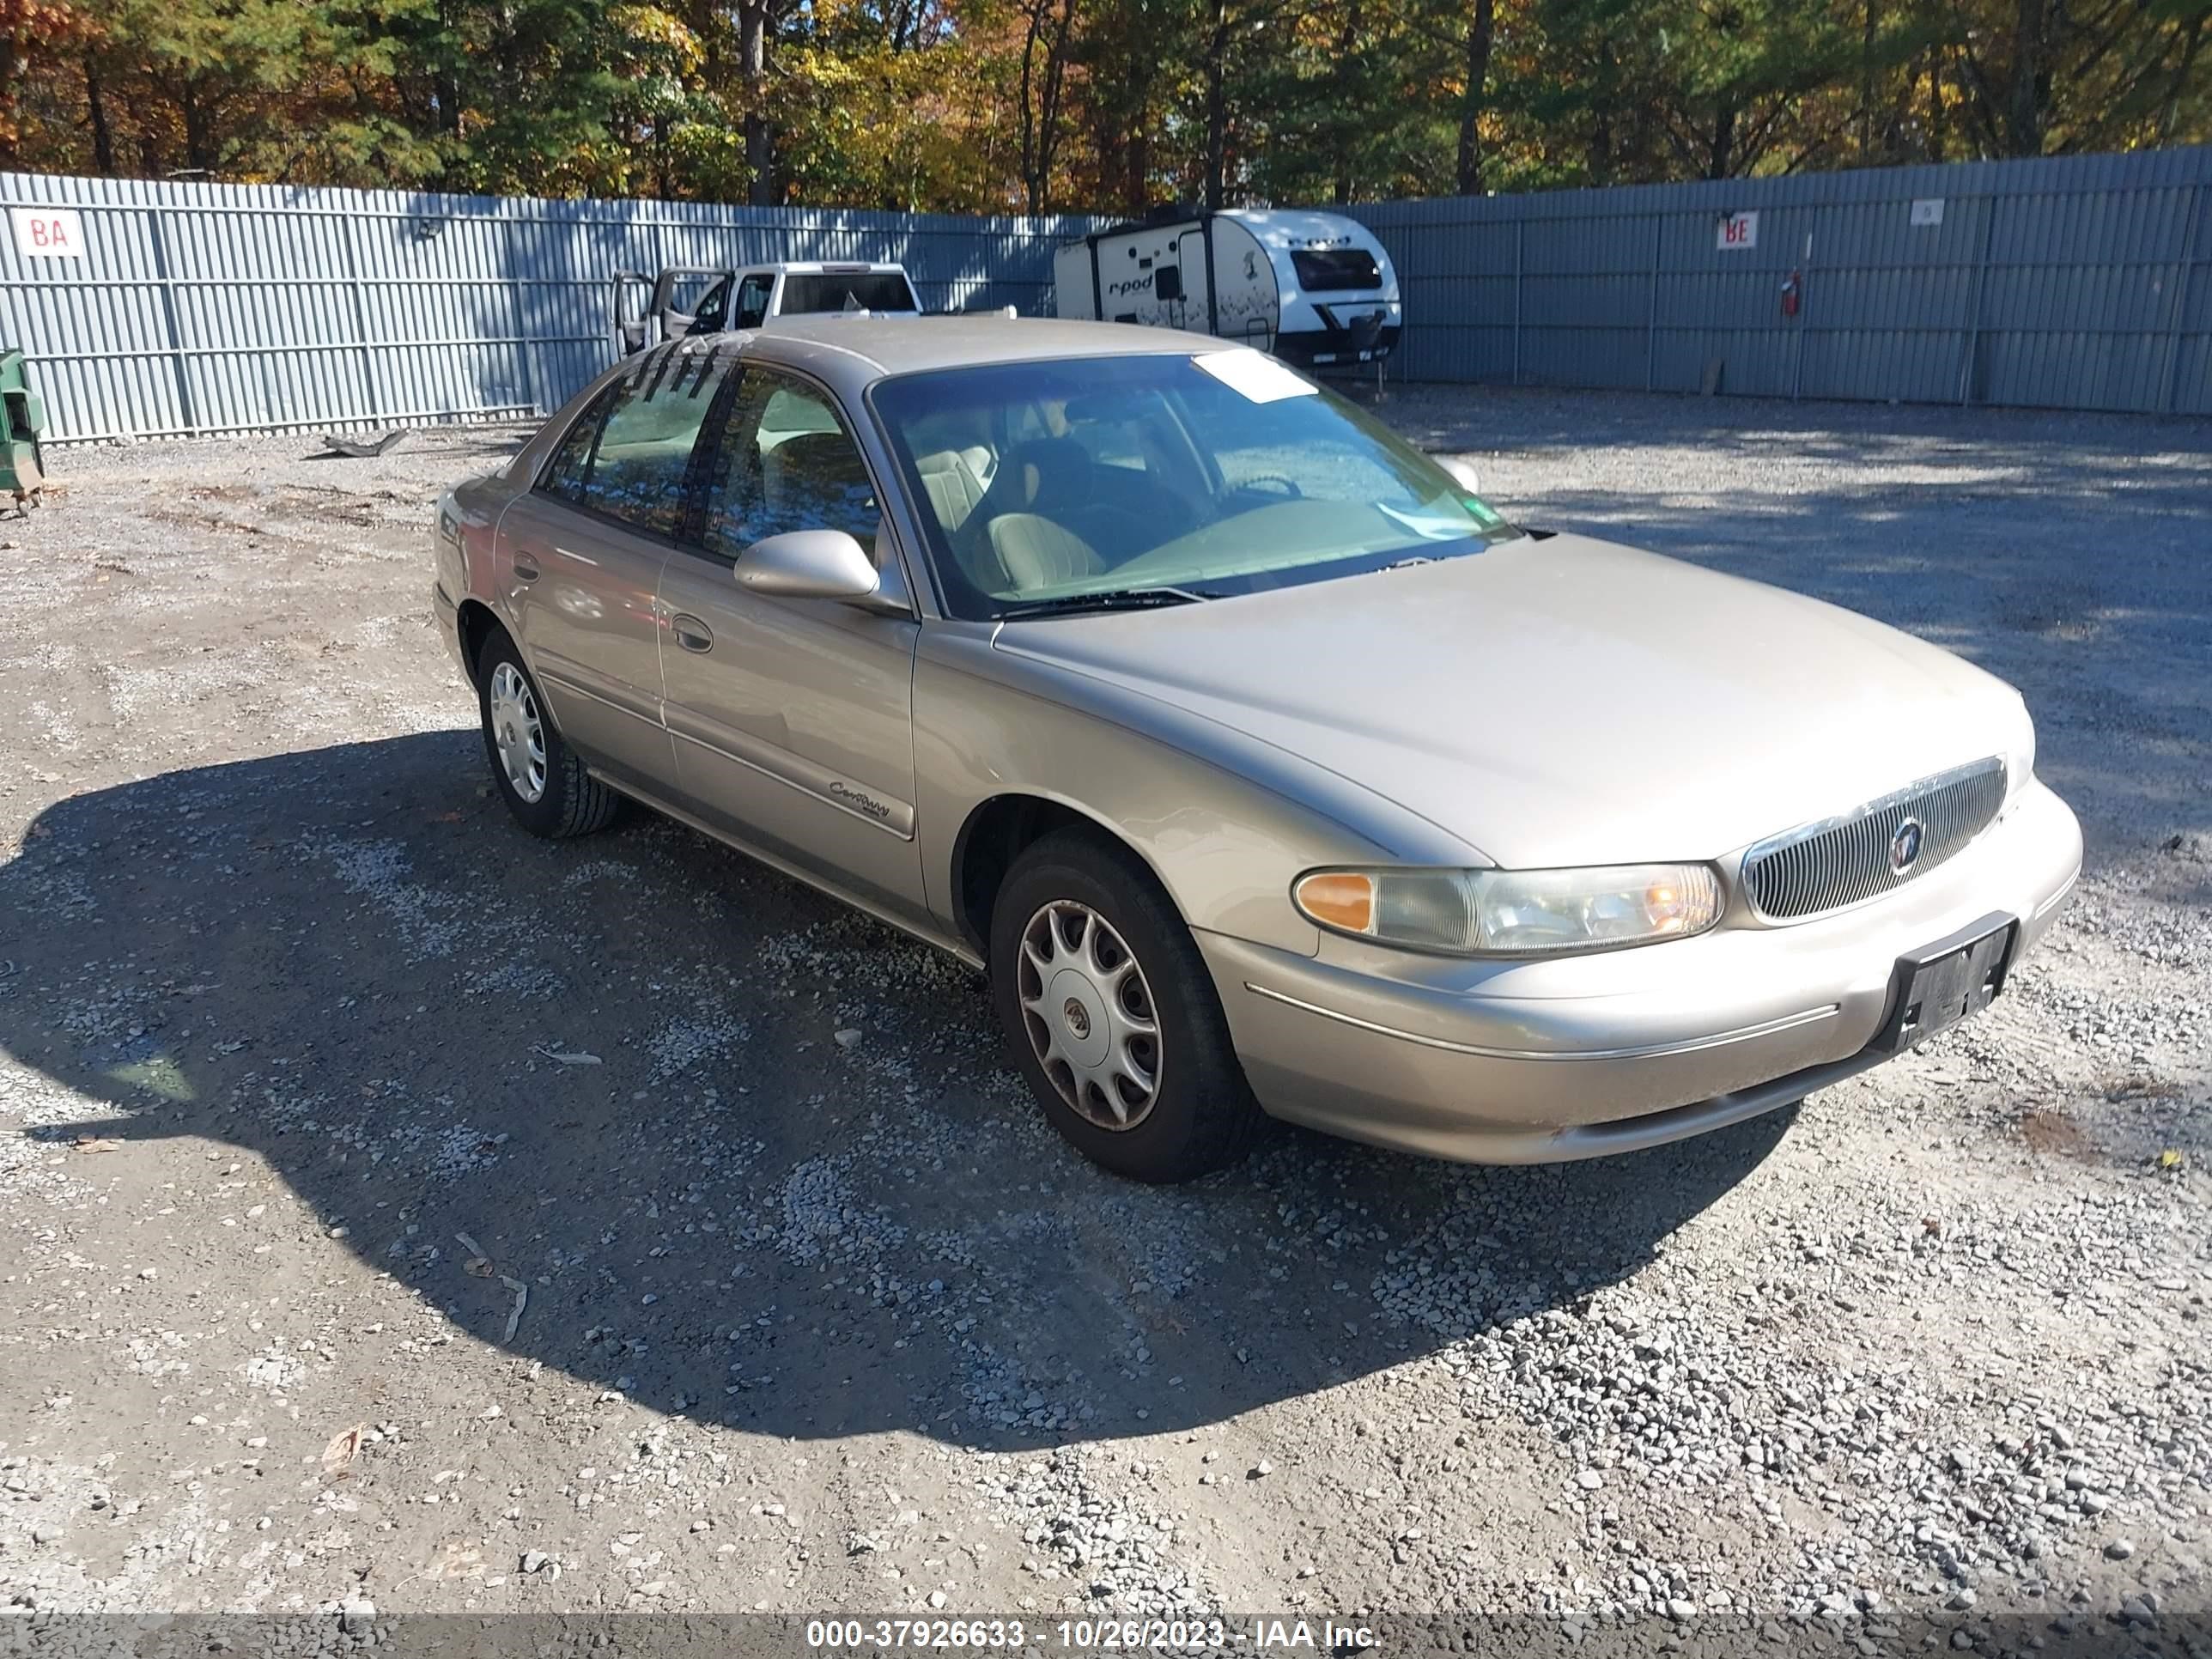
xmin=736 ymin=529 xmax=905 ymax=613
xmin=1436 ymin=454 xmax=1482 ymax=495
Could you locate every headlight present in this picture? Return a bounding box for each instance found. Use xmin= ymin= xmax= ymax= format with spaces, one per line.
xmin=1292 ymin=864 xmax=1724 ymax=957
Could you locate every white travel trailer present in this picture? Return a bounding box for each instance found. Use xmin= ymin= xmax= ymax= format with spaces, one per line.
xmin=1052 ymin=208 xmax=1401 ymax=370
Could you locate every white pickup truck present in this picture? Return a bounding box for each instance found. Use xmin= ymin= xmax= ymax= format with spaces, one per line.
xmin=615 ymin=262 xmax=921 ymax=354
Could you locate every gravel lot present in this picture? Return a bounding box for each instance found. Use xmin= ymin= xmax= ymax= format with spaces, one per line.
xmin=0 ymin=386 xmax=2207 ymax=1653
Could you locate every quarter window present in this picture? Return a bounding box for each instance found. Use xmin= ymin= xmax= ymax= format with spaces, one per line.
xmin=538 ymin=386 xmax=610 ymax=507
xmin=700 ymin=373 xmax=882 ymax=562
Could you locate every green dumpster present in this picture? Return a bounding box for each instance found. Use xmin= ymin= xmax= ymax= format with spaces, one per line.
xmin=0 ymin=348 xmax=45 ymax=507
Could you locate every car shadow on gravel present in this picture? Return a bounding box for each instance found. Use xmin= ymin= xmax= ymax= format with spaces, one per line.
xmin=3 ymin=732 xmax=1794 ymax=1449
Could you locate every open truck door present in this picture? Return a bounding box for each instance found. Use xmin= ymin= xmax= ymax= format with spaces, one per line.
xmin=611 ymin=270 xmax=655 ymax=356
xmin=653 ymin=266 xmax=738 ymax=337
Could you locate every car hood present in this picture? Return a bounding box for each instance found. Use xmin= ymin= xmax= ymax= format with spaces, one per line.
xmin=990 ymin=533 xmax=2028 ymax=867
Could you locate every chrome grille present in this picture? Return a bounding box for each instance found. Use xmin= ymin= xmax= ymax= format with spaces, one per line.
xmin=1741 ymin=757 xmax=2008 ymax=921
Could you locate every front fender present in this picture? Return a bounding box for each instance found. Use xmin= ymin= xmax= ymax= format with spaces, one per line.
xmin=912 ymin=627 xmax=1483 ymax=957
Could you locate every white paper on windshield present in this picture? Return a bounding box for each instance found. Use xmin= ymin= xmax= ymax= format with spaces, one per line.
xmin=1193 ymin=349 xmax=1317 ymax=404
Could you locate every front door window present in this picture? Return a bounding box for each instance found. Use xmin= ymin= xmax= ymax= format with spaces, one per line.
xmin=699 ymin=373 xmax=882 ymax=561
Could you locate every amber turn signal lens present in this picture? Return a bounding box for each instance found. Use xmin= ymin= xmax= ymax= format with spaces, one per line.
xmin=1294 ymin=872 xmax=1376 ymax=934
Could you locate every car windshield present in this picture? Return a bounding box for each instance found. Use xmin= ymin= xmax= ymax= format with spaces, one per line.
xmin=871 ymin=351 xmax=1517 ymax=621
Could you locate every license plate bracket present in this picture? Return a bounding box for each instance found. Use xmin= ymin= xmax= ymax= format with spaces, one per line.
xmin=1870 ymin=912 xmax=2018 ymax=1054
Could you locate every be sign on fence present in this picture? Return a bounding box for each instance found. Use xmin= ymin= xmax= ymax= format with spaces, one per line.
xmin=1716 ymin=211 xmax=1759 ymax=251
xmin=11 ymin=207 xmax=86 ymax=259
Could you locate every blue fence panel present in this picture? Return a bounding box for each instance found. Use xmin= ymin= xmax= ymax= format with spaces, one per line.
xmin=4 ymin=149 xmax=2209 ymax=438
xmin=0 ymin=173 xmax=1101 ymax=441
xmin=1354 ymin=144 xmax=2212 ymax=413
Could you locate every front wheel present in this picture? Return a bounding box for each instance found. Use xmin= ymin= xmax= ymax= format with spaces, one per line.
xmin=990 ymin=829 xmax=1264 ymax=1182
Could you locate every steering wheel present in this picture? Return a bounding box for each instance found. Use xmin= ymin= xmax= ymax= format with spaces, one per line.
xmin=1232 ymin=474 xmax=1304 ymax=499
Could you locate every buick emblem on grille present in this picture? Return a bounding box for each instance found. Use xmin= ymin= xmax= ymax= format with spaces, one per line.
xmin=1890 ymin=817 xmax=1925 ymax=874
xmin=1741 ymin=757 xmax=2005 ymax=921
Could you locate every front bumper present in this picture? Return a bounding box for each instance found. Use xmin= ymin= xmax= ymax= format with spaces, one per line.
xmin=1198 ymin=777 xmax=2082 ymax=1164
xmin=1274 ymin=322 xmax=1401 ymax=369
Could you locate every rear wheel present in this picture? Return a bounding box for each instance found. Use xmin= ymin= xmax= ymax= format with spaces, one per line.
xmin=990 ymin=829 xmax=1263 ymax=1182
xmin=475 ymin=632 xmax=622 ymax=839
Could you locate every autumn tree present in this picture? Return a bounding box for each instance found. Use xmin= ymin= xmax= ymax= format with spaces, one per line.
xmin=0 ymin=0 xmax=87 ymax=169
xmin=1 ymin=0 xmax=2203 ymax=204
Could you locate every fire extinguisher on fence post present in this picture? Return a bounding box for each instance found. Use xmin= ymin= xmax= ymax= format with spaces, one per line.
xmin=1784 ymin=236 xmax=1812 ymax=398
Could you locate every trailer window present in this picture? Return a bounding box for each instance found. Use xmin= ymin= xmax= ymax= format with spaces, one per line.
xmin=1289 ymin=249 xmax=1382 ymax=292
xmin=779 ymin=272 xmax=919 ymax=314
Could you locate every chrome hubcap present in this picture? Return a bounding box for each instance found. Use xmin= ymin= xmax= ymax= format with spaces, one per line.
xmin=1018 ymin=900 xmax=1161 ymax=1131
xmin=488 ymin=662 xmax=548 ymax=804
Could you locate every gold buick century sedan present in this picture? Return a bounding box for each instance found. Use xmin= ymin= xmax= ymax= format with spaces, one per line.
xmin=430 ymin=317 xmax=2082 ymax=1182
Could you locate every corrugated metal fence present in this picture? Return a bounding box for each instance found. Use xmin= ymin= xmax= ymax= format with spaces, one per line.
xmin=0 ymin=172 xmax=1098 ymax=442
xmin=5 ymin=148 xmax=2211 ymax=441
xmin=1351 ymin=147 xmax=2212 ymax=415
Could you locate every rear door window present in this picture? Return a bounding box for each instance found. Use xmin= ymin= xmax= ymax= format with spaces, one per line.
xmin=537 ymin=349 xmax=732 ymax=538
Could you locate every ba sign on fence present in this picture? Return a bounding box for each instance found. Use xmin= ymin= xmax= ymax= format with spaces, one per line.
xmin=10 ymin=206 xmax=85 ymax=259
xmin=1716 ymin=211 xmax=1759 ymax=251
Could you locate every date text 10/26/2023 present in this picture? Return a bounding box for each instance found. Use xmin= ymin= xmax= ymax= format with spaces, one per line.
xmin=805 ymin=1620 xmax=1379 ymax=1651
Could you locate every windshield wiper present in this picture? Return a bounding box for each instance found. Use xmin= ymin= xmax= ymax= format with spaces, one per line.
xmin=991 ymin=586 xmax=1220 ymax=619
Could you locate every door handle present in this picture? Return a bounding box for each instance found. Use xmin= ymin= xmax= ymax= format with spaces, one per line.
xmin=672 ymin=613 xmax=714 ymax=653
xmin=512 ymin=556 xmax=540 ymax=583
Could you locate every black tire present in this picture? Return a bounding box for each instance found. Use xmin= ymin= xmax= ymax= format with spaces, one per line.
xmin=474 ymin=631 xmax=623 ymax=839
xmin=990 ymin=827 xmax=1264 ymax=1182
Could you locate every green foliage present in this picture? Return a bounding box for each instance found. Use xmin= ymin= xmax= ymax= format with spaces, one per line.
xmin=7 ymin=0 xmax=2208 ymax=201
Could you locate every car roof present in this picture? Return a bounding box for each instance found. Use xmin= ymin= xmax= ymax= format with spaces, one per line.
xmin=735 ymin=315 xmax=1224 ymax=392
